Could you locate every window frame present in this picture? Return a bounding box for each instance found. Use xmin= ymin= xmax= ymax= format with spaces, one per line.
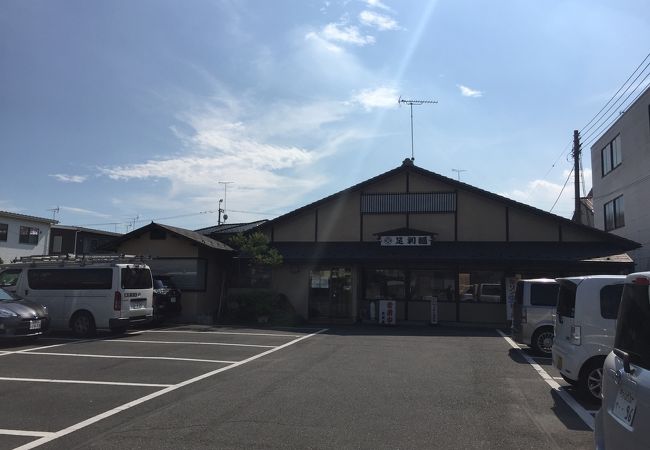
xmin=604 ymin=195 xmax=625 ymax=231
xmin=19 ymin=226 xmax=39 ymax=245
xmin=0 ymin=223 xmax=7 ymax=242
xmin=601 ymin=134 xmax=622 ymax=176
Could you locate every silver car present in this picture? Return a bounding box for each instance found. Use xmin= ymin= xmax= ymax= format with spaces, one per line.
xmin=512 ymin=278 xmax=559 ymax=356
xmin=595 ymin=272 xmax=650 ymax=449
xmin=0 ymin=287 xmax=49 ymax=338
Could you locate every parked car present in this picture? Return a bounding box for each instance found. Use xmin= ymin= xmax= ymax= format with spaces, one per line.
xmin=10 ymin=255 xmax=154 ymax=337
xmin=512 ymin=278 xmax=559 ymax=356
xmin=153 ymin=275 xmax=182 ymax=323
xmin=460 ymin=283 xmax=502 ymax=302
xmin=595 ymin=271 xmax=650 ymax=449
xmin=552 ymin=275 xmax=625 ymax=401
xmin=0 ymin=287 xmax=49 ymax=339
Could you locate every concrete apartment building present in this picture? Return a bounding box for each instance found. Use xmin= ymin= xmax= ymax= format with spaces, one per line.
xmin=590 ymin=86 xmax=650 ymax=270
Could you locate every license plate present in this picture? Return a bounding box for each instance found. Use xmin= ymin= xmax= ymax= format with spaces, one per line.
xmin=130 ymin=300 xmax=146 ymax=310
xmin=170 ymin=297 xmax=176 ymax=303
xmin=29 ymin=320 xmax=41 ymax=330
xmin=613 ymin=385 xmax=637 ymax=426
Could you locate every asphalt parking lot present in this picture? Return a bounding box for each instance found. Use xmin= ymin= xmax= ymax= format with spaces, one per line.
xmin=0 ymin=325 xmax=596 ymax=450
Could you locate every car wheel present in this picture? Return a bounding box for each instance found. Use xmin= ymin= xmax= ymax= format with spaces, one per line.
xmin=579 ymin=358 xmax=605 ymax=402
xmin=71 ymin=312 xmax=96 ymax=338
xmin=531 ymin=327 xmax=554 ymax=356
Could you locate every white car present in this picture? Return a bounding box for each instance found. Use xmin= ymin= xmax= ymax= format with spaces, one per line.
xmin=595 ymin=272 xmax=650 ymax=449
xmin=512 ymin=278 xmax=559 ymax=356
xmin=552 ymin=275 xmax=625 ymax=401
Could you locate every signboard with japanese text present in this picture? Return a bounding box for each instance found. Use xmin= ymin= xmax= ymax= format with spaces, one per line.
xmin=380 ymin=235 xmax=432 ymax=246
xmin=378 ymin=300 xmax=396 ymax=325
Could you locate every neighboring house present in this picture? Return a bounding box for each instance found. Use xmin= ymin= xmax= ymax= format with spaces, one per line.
xmin=572 ymin=189 xmax=594 ymax=227
xmin=195 ymin=220 xmax=268 ymax=242
xmin=0 ymin=211 xmax=58 ymax=263
xmin=49 ymin=225 xmax=122 ymax=255
xmin=590 ymin=86 xmax=650 ymax=271
xmin=102 ymin=222 xmax=235 ymax=321
xmin=256 ymin=159 xmax=639 ymax=325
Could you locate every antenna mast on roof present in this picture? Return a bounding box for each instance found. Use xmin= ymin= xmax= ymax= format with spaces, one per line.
xmin=218 ymin=181 xmax=233 ymax=224
xmin=48 ymin=206 xmax=59 ymax=221
xmin=398 ymin=96 xmax=437 ymax=161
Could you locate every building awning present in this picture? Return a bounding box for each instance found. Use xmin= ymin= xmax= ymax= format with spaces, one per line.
xmin=271 ymin=241 xmax=634 ymax=268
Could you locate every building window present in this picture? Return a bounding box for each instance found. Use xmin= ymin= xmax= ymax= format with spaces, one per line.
xmin=147 ymin=258 xmax=207 ymax=291
xmin=19 ymin=226 xmax=39 ymax=245
xmin=601 ymin=134 xmax=621 ymax=176
xmin=0 ymin=223 xmax=7 ymax=242
xmin=604 ymin=196 xmax=625 ymax=231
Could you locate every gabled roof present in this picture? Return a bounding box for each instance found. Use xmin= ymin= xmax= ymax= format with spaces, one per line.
xmin=195 ymin=220 xmax=268 ymax=237
xmin=105 ymin=222 xmax=234 ymax=253
xmin=0 ymin=210 xmax=58 ymax=225
xmin=260 ymin=159 xmax=639 ymax=251
xmin=52 ymin=225 xmax=122 ymax=237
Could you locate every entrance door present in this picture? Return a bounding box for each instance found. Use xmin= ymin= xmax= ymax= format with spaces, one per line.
xmin=309 ymin=268 xmax=352 ymax=320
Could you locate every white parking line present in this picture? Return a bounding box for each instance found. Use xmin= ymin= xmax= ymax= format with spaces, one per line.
xmin=497 ymin=329 xmax=595 ymax=430
xmin=139 ymin=329 xmax=302 ymax=338
xmin=0 ymin=429 xmax=55 ymax=438
xmin=21 ymin=352 xmax=237 ymax=364
xmin=0 ymin=341 xmax=86 ymax=357
xmin=104 ymin=339 xmax=275 ymax=348
xmin=16 ymin=328 xmax=328 ymax=450
xmin=0 ymin=376 xmax=172 ymax=388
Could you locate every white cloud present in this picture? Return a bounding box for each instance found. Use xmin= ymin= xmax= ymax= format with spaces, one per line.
xmin=318 ymin=22 xmax=375 ymax=46
xmin=50 ymin=174 xmax=87 ymax=183
xmin=60 ymin=206 xmax=111 ymax=218
xmin=359 ymin=10 xmax=400 ymax=31
xmin=500 ymin=168 xmax=593 ymax=219
xmin=457 ymin=84 xmax=483 ymax=98
xmin=305 ymin=31 xmax=344 ymax=54
xmin=353 ymin=86 xmax=398 ymax=110
xmin=364 ymin=0 xmax=393 ymax=12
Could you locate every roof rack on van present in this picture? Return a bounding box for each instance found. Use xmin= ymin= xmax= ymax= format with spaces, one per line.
xmin=9 ymin=254 xmax=150 ymax=267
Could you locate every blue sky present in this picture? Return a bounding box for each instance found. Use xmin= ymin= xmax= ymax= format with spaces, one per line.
xmin=1 ymin=0 xmax=649 ymax=233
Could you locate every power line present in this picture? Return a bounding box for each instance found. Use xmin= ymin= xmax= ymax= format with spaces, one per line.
xmin=550 ymin=167 xmax=574 ymax=213
xmin=579 ymin=52 xmax=650 ymax=136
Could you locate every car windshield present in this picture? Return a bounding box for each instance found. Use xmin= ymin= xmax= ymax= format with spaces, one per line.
xmin=153 ymin=279 xmax=168 ymax=289
xmin=0 ymin=288 xmax=15 ymax=301
xmin=0 ymin=269 xmax=20 ymax=287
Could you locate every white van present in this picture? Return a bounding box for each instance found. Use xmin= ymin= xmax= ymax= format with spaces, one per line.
xmin=11 ymin=255 xmax=153 ymax=337
xmin=552 ymin=275 xmax=625 ymax=401
xmin=512 ymin=278 xmax=559 ymax=356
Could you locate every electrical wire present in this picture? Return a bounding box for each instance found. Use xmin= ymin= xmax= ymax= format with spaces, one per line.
xmin=550 ymin=167 xmax=574 ymax=213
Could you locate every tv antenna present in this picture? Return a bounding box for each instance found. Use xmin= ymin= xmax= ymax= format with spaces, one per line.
xmin=452 ymin=169 xmax=467 ymax=181
xmin=398 ymin=96 xmax=437 ymax=161
xmin=218 ymin=181 xmax=233 ymax=224
xmin=47 ymin=206 xmax=60 ymax=221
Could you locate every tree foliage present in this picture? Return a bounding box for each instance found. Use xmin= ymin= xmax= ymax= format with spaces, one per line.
xmin=229 ymin=232 xmax=283 ymax=267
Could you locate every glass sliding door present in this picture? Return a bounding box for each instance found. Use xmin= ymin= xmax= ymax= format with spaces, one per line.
xmin=309 ymin=268 xmax=352 ymax=319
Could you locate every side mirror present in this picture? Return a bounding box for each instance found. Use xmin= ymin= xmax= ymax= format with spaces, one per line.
xmin=614 ymin=348 xmax=634 ymax=374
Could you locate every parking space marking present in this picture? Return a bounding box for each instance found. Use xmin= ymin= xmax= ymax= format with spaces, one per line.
xmin=0 ymin=429 xmax=55 ymax=438
xmin=20 ymin=352 xmax=237 ymax=364
xmin=139 ymin=329 xmax=302 ymax=338
xmin=16 ymin=328 xmax=328 ymax=450
xmin=497 ymin=329 xmax=595 ymax=430
xmin=0 ymin=341 xmax=86 ymax=357
xmin=0 ymin=376 xmax=172 ymax=388
xmin=105 ymin=339 xmax=276 ymax=348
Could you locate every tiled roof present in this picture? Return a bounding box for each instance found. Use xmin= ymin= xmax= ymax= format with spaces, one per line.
xmin=195 ymin=220 xmax=267 ymax=236
xmin=0 ymin=210 xmax=58 ymax=225
xmin=52 ymin=225 xmax=122 ymax=236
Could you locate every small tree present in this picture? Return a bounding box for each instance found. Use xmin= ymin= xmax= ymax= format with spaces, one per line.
xmin=229 ymin=232 xmax=283 ymax=267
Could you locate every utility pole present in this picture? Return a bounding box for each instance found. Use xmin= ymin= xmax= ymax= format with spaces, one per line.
xmin=573 ymin=130 xmax=581 ymax=224
xmin=398 ymin=97 xmax=437 ymax=161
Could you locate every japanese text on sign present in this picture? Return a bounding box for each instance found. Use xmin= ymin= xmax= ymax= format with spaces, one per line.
xmin=380 ymin=235 xmax=431 ymax=246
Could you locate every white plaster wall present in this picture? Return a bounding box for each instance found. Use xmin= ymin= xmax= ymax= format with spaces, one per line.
xmin=0 ymin=216 xmax=51 ymax=263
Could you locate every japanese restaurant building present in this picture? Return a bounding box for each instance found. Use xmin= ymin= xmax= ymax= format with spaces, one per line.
xmin=256 ymin=159 xmax=639 ymax=325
